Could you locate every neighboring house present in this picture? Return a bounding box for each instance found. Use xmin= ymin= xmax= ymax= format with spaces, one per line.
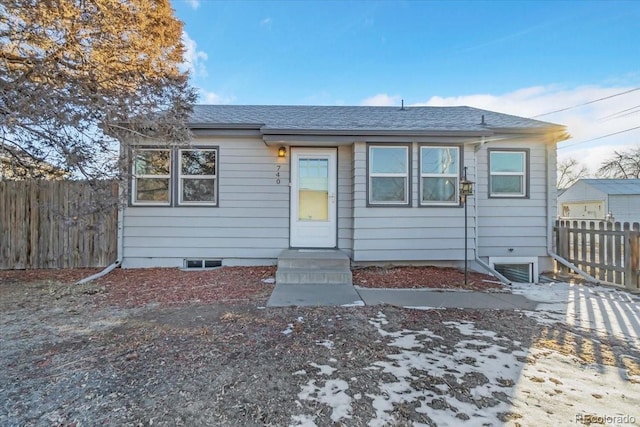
xmin=120 ymin=105 xmax=567 ymax=282
xmin=558 ymin=179 xmax=640 ymax=223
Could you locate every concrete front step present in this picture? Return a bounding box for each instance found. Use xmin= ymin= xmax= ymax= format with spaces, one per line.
xmin=276 ymin=269 xmax=353 ymax=285
xmin=277 ymin=249 xmax=351 ymax=270
xmin=276 ymin=249 xmax=352 ymax=285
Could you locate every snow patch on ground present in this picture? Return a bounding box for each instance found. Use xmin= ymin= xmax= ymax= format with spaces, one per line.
xmin=293 ymin=285 xmax=639 ymax=426
xmin=513 ymin=282 xmax=640 ymax=347
xmin=367 ymin=320 xmax=524 ymax=426
xmin=297 ymin=379 xmax=352 ymax=423
xmin=315 ymin=339 xmax=334 ymax=349
xmin=309 ymin=362 xmax=336 ymax=376
xmin=341 ymin=300 xmax=365 ymax=307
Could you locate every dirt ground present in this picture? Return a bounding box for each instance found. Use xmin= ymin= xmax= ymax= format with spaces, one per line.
xmin=1 ymin=267 xmax=638 ymax=426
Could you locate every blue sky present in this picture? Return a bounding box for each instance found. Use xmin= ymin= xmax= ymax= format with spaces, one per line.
xmin=172 ymin=0 xmax=640 ymax=173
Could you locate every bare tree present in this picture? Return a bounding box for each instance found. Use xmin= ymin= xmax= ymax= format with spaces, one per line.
xmin=597 ymin=147 xmax=640 ymax=179
xmin=557 ymin=158 xmax=590 ymax=189
xmin=1 ymin=0 xmax=197 ymax=184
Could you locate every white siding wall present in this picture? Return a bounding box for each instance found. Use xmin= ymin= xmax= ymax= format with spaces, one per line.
xmin=122 ymin=137 xmax=355 ymax=268
xmin=123 ymin=137 xmax=289 ymax=267
xmin=608 ymin=195 xmax=640 ymax=224
xmin=476 ymin=138 xmax=552 ymax=261
xmin=122 ymin=135 xmax=555 ymax=269
xmin=352 ymin=141 xmax=476 ymax=262
xmin=338 ymin=145 xmax=354 ymax=256
xmin=557 ymin=181 xmax=607 ymax=218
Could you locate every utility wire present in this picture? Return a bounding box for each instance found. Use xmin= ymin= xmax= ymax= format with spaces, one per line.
xmin=558 ymin=125 xmax=640 ymax=150
xmin=598 ymin=104 xmax=640 ymax=122
xmin=532 ymin=87 xmax=640 ymax=118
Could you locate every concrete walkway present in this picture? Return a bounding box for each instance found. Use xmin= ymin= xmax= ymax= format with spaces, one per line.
xmin=356 ymin=287 xmax=539 ymax=310
xmin=267 ymin=283 xmax=364 ymax=307
xmin=267 ymin=283 xmax=539 ymax=310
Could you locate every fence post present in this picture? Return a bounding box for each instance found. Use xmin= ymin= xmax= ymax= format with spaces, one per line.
xmin=555 ymin=220 xmax=568 ymax=273
xmin=625 ymin=223 xmax=640 ymax=292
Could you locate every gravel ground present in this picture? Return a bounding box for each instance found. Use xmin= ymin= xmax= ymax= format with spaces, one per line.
xmin=1 ymin=267 xmax=639 ymax=426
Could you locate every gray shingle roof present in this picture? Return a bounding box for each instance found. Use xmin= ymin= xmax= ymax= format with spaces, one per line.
xmin=189 ymin=105 xmax=563 ymax=133
xmin=582 ymin=179 xmax=640 ymax=195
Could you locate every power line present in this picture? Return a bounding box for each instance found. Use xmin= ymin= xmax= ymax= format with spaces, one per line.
xmin=532 ymin=87 xmax=640 ymax=118
xmin=558 ymin=125 xmax=640 ymax=150
xmin=598 ymin=104 xmax=640 ymax=122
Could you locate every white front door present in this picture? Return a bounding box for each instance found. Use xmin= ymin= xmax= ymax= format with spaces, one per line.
xmin=290 ymin=148 xmax=337 ymax=248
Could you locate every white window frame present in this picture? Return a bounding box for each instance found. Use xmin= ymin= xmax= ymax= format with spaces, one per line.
xmin=420 ymin=146 xmax=460 ymax=206
xmin=178 ymin=148 xmax=218 ymax=206
xmin=131 ymin=148 xmax=171 ymax=206
xmin=489 ymin=257 xmax=538 ymax=283
xmin=489 ymin=150 xmax=527 ymax=198
xmin=368 ymin=145 xmax=410 ymax=206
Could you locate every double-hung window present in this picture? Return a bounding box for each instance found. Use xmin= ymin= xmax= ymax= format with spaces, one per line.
xmin=368 ymin=145 xmax=410 ymax=205
xmin=420 ymin=146 xmax=460 ymax=205
xmin=489 ymin=149 xmax=528 ymax=197
xmin=179 ymin=148 xmax=218 ymax=205
xmin=132 ymin=148 xmax=171 ymax=205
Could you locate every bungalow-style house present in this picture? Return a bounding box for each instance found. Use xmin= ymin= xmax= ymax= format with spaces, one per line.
xmin=558 ymin=178 xmax=640 ymax=223
xmin=120 ymin=105 xmax=567 ymax=283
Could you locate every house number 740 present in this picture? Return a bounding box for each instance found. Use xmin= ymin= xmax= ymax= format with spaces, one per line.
xmin=276 ymin=165 xmax=281 ymax=184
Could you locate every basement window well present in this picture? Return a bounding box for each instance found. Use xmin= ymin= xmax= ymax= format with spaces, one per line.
xmin=489 ymin=257 xmax=538 ymax=283
xmin=184 ymin=259 xmax=222 ymax=269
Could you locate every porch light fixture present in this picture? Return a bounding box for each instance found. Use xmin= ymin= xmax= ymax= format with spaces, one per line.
xmin=460 ymin=167 xmax=475 ymax=286
xmin=278 ymin=146 xmax=287 ymax=158
xmin=460 ymin=176 xmax=474 ymax=202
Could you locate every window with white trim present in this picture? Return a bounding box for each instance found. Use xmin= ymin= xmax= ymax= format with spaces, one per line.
xmin=368 ymin=145 xmax=409 ymax=205
xmin=132 ymin=149 xmax=171 ymax=205
xmin=489 ymin=150 xmax=527 ymax=197
xmin=179 ymin=148 xmax=217 ymax=205
xmin=420 ymin=146 xmax=459 ymax=205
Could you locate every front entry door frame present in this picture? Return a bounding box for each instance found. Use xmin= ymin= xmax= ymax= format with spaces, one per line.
xmin=290 ymin=147 xmax=338 ymax=248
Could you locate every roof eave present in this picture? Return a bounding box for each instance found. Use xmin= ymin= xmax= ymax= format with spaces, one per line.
xmin=487 ymin=125 xmax=567 ymax=134
xmin=188 ymin=122 xmax=264 ymax=130
xmin=260 ymin=128 xmax=495 ymax=137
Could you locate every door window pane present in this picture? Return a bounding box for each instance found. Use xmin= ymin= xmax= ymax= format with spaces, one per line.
xmin=298 ymin=158 xmax=328 ymax=221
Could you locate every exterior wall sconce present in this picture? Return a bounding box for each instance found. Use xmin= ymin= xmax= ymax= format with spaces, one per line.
xmin=460 ymin=167 xmax=475 ymax=286
xmin=278 ymin=146 xmax=287 ymax=158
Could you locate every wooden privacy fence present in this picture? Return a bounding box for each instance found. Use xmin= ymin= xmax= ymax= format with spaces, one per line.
xmin=554 ymin=220 xmax=640 ymax=291
xmin=0 ymin=180 xmax=118 ymax=269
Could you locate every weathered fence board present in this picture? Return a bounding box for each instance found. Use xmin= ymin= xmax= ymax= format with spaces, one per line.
xmin=555 ymin=220 xmax=640 ymax=291
xmin=0 ymin=180 xmax=117 ymax=269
